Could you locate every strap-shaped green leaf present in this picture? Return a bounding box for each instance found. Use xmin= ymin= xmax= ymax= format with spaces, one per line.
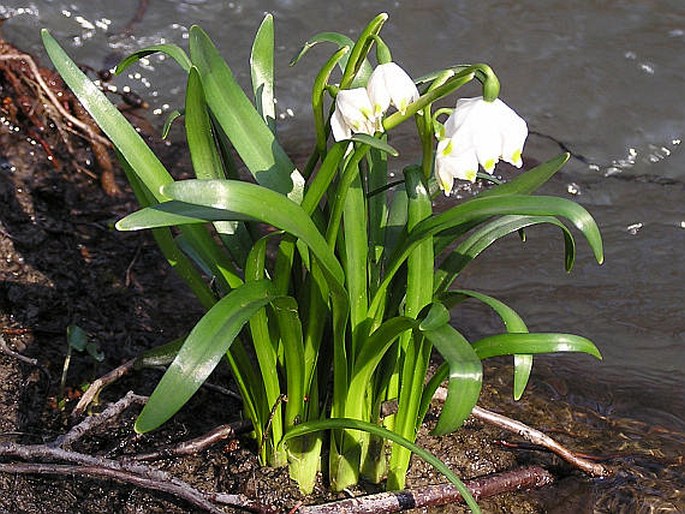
xmin=118 ymin=179 xmax=345 ymax=292
xmin=135 ymin=280 xmax=277 ymax=433
xmin=115 ymin=43 xmax=192 ymax=74
xmin=250 ymin=13 xmax=276 ymax=132
xmin=479 ymin=153 xmax=570 ymax=198
xmin=434 ymin=215 xmax=577 ymax=294
xmin=370 ymin=194 xmax=603 ymax=320
xmin=189 ymin=25 xmax=304 ymax=203
xmin=419 ymin=304 xmax=483 ymax=436
xmin=291 ymin=31 xmax=372 ymax=87
xmin=41 ymin=30 xmax=173 ymax=201
xmin=441 ymin=290 xmax=532 ymax=400
xmin=472 ymin=333 xmax=602 ymax=360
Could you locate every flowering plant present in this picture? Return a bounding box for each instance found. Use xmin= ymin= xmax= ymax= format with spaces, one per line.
xmin=42 ymin=13 xmax=603 ymax=512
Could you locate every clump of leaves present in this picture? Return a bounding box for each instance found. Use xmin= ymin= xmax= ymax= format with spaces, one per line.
xmin=43 ymin=13 xmax=603 ymax=512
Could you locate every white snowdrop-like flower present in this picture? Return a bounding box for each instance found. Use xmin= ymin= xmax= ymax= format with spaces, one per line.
xmin=331 ymin=62 xmax=418 ymax=142
xmin=436 ymin=96 xmax=528 ymax=195
xmin=366 ymin=62 xmax=419 ymax=117
xmin=330 ymin=87 xmax=379 ymax=141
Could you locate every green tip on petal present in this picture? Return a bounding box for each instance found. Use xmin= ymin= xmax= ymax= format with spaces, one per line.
xmin=465 ymin=169 xmax=477 ymax=182
xmin=484 ymin=158 xmax=496 ymax=172
xmin=511 ymin=149 xmax=523 ymax=167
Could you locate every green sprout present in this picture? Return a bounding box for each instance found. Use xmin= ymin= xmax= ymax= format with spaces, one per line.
xmin=42 ymin=12 xmax=604 ymax=512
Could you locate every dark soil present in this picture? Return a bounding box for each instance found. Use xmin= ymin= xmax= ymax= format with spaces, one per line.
xmin=1 ymin=39 xmax=680 ymax=514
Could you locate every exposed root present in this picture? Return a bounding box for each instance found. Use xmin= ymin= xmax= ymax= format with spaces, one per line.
xmin=0 ymin=38 xmax=121 ymax=195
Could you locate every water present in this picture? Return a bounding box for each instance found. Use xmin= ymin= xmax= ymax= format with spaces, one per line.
xmin=2 ymin=0 xmax=684 ymax=510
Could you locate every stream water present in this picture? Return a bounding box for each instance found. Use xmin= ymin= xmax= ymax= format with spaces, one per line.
xmin=1 ymin=0 xmax=684 ymax=511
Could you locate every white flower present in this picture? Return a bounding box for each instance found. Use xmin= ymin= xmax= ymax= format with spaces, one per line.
xmin=331 ymin=87 xmax=378 ymax=142
xmin=435 ymin=137 xmax=479 ymax=194
xmin=435 ymin=96 xmax=528 ymax=195
xmin=366 ymin=62 xmax=419 ymax=117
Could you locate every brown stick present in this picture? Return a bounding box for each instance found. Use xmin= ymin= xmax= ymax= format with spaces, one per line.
xmin=71 ymin=358 xmax=136 ymax=418
xmin=470 ymin=405 xmax=610 ymax=477
xmin=295 ymin=466 xmax=554 ymax=514
xmin=0 ymin=461 xmax=263 ymax=514
xmin=432 ymin=387 xmax=610 ymax=477
xmin=132 ymin=419 xmax=252 ymax=461
xmin=55 ymin=391 xmax=147 ymax=448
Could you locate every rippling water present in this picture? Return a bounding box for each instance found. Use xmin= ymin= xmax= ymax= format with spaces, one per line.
xmin=2 ymin=1 xmax=684 ymax=510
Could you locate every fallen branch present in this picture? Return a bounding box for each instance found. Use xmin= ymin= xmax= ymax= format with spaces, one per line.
xmin=55 ymin=390 xmax=147 ymax=448
xmin=0 ymin=392 xmax=269 ymax=514
xmin=433 ymin=387 xmax=610 ymax=477
xmin=132 ymin=419 xmax=252 ymax=461
xmin=295 ymin=466 xmax=554 ymax=514
xmin=71 ymin=358 xmax=137 ymax=418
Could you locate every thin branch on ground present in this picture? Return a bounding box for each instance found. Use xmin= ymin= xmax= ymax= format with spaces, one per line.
xmin=71 ymin=358 xmax=137 ymax=418
xmin=432 ymin=387 xmax=610 ymax=477
xmin=0 ymin=391 xmax=270 ymax=514
xmin=132 ymin=419 xmax=252 ymax=461
xmin=0 ymin=461 xmax=263 ymax=514
xmin=294 ymin=465 xmax=554 ymax=514
xmin=0 ymin=334 xmax=52 ymax=385
xmin=55 ymin=391 xmax=147 ymax=448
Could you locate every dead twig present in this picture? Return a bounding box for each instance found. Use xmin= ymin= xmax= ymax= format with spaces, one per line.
xmin=0 ymin=461 xmax=261 ymax=514
xmin=0 ymin=333 xmax=51 ymax=385
xmin=432 ymin=387 xmax=610 ymax=477
xmin=294 ymin=465 xmax=554 ymax=514
xmin=71 ymin=358 xmax=242 ymax=419
xmin=0 ymin=392 xmax=269 ymax=514
xmin=55 ymin=390 xmax=147 ymax=448
xmin=71 ymin=358 xmax=136 ymax=418
xmin=132 ymin=419 xmax=252 ymax=461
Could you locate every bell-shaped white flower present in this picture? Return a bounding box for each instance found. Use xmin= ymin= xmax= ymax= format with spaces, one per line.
xmin=366 ymin=62 xmax=419 ymax=117
xmin=443 ymin=96 xmax=528 ymax=173
xmin=331 ymin=88 xmax=378 ymax=142
xmin=435 ymin=137 xmax=479 ymax=195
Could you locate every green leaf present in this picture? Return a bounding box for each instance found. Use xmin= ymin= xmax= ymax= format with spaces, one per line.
xmin=421 ymin=322 xmax=482 ymax=436
xmin=135 ymin=280 xmax=277 ymax=433
xmin=161 ymin=109 xmax=183 ymax=139
xmin=271 ymin=296 xmax=306 ymax=428
xmin=115 ymin=43 xmax=192 ymax=74
xmin=66 ymin=324 xmax=89 ymax=352
xmin=189 ymin=25 xmax=304 ymax=203
xmin=41 ymin=30 xmax=173 ymax=202
xmin=185 ymin=67 xmax=225 ymax=180
xmin=349 ymin=134 xmax=399 ymax=156
xmin=250 ymin=13 xmax=276 ymax=132
xmin=118 ymin=179 xmax=345 ymax=292
xmin=472 ymin=333 xmax=602 ymax=361
xmin=434 ymin=215 xmax=577 ymax=294
xmin=370 ymin=194 xmax=603 ymax=320
xmin=290 ymin=31 xmax=372 ymax=87
xmin=441 ymin=290 xmax=532 ymax=400
xmin=478 ymin=153 xmax=570 ymax=198
xmin=351 ymin=317 xmax=417 ymax=389
xmin=281 ymin=418 xmax=480 ymax=513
